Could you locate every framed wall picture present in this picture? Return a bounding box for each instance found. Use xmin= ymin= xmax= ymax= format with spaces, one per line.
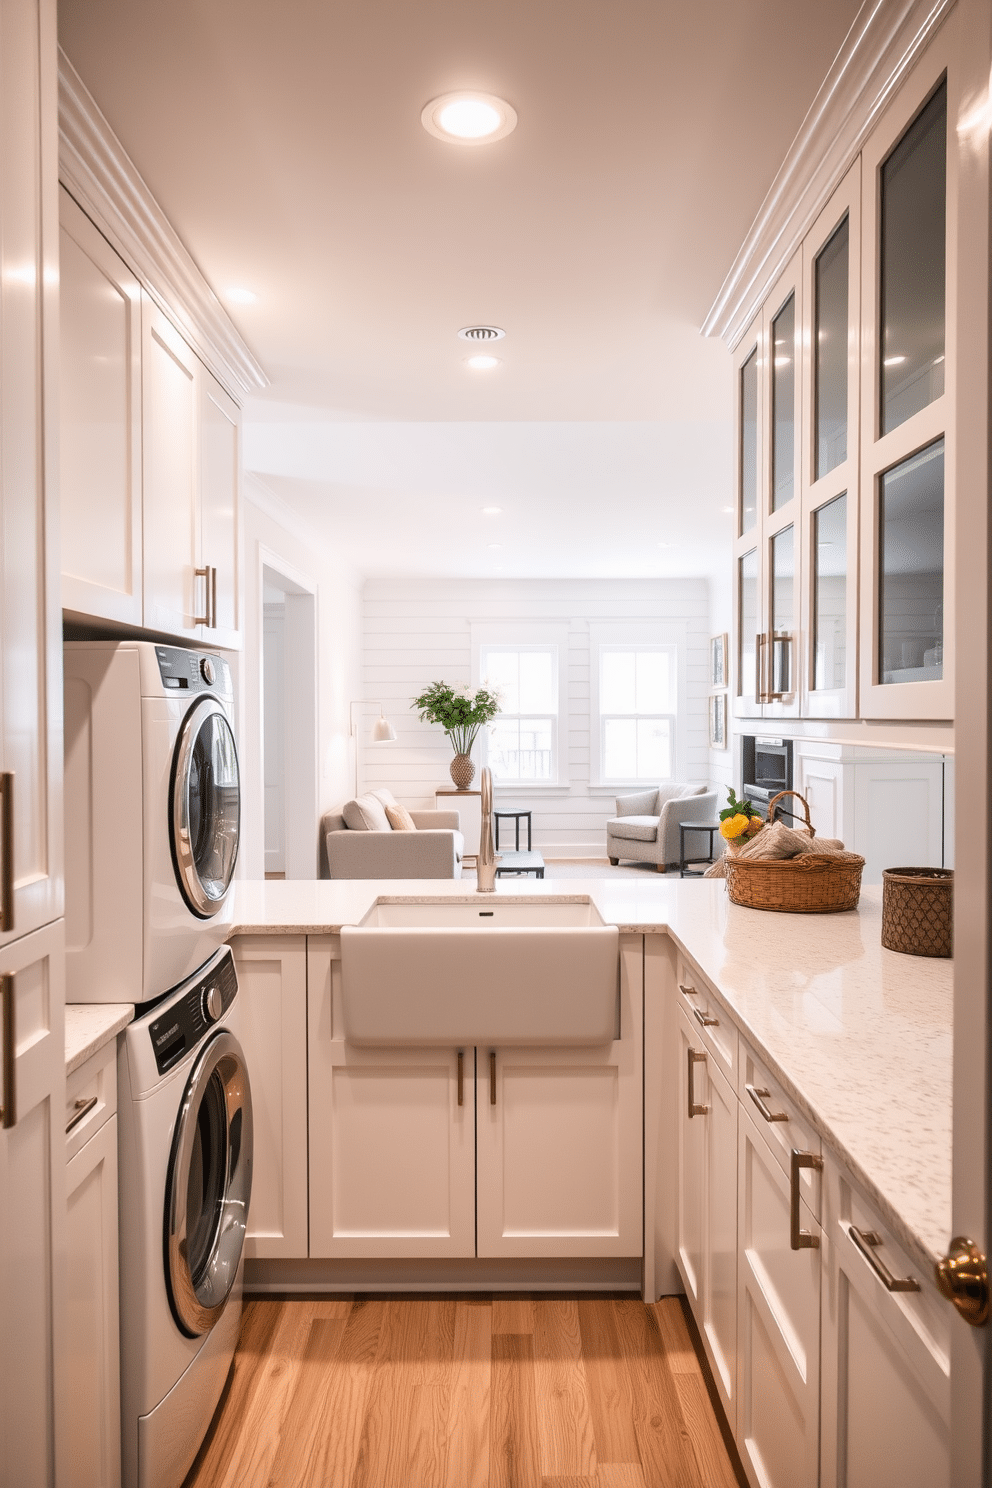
xmin=710 ymin=633 xmax=728 ymax=689
xmin=709 ymin=692 xmax=728 ymax=749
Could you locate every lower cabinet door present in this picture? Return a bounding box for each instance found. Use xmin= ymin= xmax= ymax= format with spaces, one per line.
xmin=232 ymin=936 xmax=309 ymax=1259
xmin=820 ymin=1159 xmax=951 ymax=1488
xmin=676 ymin=1009 xmax=738 ymax=1425
xmin=309 ymin=1040 xmax=476 ymax=1259
xmin=65 ymin=1115 xmax=120 ymax=1488
xmin=476 ymin=1039 xmax=642 ymax=1258
xmin=737 ymin=1108 xmax=821 ymax=1488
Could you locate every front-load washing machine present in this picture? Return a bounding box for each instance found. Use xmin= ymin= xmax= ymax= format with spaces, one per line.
xmin=64 ymin=640 xmax=240 ymax=1003
xmin=118 ymin=946 xmax=252 ymax=1488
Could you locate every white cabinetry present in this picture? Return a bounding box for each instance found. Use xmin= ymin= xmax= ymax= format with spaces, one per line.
xmin=198 ymin=369 xmax=241 ymax=648
xmin=675 ymin=1003 xmax=738 ymax=1423
xmin=230 ymin=936 xmax=309 ymax=1259
xmin=306 ymin=933 xmax=642 ymax=1263
xmin=59 ymin=188 xmax=143 ymax=628
xmin=64 ymin=1040 xmax=120 ymax=1488
xmin=820 ymin=1157 xmax=951 ymax=1488
xmin=0 ymin=922 xmax=66 ymax=1488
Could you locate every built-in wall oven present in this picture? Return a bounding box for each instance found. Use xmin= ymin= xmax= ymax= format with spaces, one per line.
xmin=741 ymin=735 xmax=793 ymax=815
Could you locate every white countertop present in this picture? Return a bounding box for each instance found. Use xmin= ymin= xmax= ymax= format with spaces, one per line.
xmin=229 ymin=875 xmax=952 ymax=1271
xmin=65 ymin=1002 xmax=134 ymax=1075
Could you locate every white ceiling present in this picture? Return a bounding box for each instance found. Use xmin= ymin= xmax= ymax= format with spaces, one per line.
xmin=58 ymin=0 xmax=864 ymax=581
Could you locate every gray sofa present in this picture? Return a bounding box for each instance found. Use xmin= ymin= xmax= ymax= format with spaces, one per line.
xmin=606 ymin=783 xmax=719 ymax=871
xmin=321 ymin=788 xmax=465 ymax=879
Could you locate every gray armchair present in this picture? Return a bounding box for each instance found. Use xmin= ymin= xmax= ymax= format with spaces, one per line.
xmin=606 ymin=783 xmax=718 ymax=871
xmin=321 ymin=803 xmax=465 ymax=879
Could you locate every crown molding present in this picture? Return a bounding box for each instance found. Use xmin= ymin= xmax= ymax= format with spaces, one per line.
xmin=244 ymin=474 xmax=327 ymax=554
xmin=702 ymin=0 xmax=956 ymax=348
xmin=58 ymin=48 xmax=268 ymax=401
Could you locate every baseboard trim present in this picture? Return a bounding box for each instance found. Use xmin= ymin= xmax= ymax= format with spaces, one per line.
xmin=245 ymin=1255 xmax=643 ymax=1295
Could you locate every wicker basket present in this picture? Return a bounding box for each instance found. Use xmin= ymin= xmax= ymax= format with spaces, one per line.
xmin=724 ymin=791 xmax=865 ymax=913
xmin=881 ymin=867 xmax=953 ymax=957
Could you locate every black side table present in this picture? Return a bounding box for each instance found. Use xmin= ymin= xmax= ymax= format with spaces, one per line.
xmin=679 ymin=821 xmax=722 ymax=878
xmin=494 ymin=809 xmax=532 ymax=851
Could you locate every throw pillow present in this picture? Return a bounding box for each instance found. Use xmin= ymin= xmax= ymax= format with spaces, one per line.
xmin=341 ymin=792 xmax=392 ymax=832
xmin=384 ymin=802 xmax=417 ymax=831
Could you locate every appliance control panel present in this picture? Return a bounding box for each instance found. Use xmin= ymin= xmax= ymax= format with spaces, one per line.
xmin=155 ymin=644 xmax=232 ymax=698
xmin=148 ymin=949 xmax=239 ymax=1075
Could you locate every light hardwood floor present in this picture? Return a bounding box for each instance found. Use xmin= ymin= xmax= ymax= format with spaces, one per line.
xmin=183 ymin=1295 xmax=745 ymax=1488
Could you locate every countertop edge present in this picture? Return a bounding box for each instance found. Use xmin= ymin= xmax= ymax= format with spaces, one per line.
xmin=65 ymin=1003 xmax=135 ymax=1076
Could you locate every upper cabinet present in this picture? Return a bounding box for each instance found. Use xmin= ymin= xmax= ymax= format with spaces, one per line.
xmin=731 ymin=32 xmax=955 ymax=727
xmin=59 ymin=192 xmax=244 ymax=650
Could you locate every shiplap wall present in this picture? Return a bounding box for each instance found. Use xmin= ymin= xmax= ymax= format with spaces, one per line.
xmin=361 ymin=577 xmax=715 ymax=858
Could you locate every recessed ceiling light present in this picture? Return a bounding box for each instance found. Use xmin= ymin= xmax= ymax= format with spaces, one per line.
xmin=422 ymin=92 xmax=517 ymax=146
xmin=883 ymin=354 xmax=907 ymax=366
xmin=487 ymin=543 xmax=502 ymax=551
xmin=481 ymin=506 xmax=503 ymax=515
xmin=225 ymin=287 xmax=258 ymax=305
xmin=467 ymin=354 xmax=500 ymax=371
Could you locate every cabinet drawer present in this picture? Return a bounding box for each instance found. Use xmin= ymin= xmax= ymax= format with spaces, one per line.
xmin=740 ymin=1042 xmax=821 ymax=1220
xmin=676 ymin=957 xmax=738 ymax=1083
xmin=65 ymin=1040 xmax=118 ymax=1163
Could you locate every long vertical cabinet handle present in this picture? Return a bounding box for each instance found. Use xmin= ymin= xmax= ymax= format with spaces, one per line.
xmin=687 ymin=1047 xmax=708 ymax=1118
xmin=210 ymin=565 xmax=218 ymax=629
xmin=457 ymin=1050 xmax=464 ymax=1107
xmin=755 ymin=632 xmax=767 ymax=704
xmin=194 ymin=567 xmax=211 ymax=626
xmin=790 ymin=1149 xmax=823 ymax=1249
xmin=0 ymin=771 xmax=12 ymax=932
xmin=1 ymin=974 xmax=15 ymax=1128
xmin=489 ymin=1051 xmax=497 ymax=1106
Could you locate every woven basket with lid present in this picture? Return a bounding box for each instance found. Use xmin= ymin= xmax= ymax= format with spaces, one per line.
xmin=723 ymin=791 xmax=865 ymax=914
xmin=881 ymin=867 xmax=953 ymax=957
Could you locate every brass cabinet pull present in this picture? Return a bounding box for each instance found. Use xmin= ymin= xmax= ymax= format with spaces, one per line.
xmin=756 ymin=632 xmax=767 ymax=704
xmin=1 ymin=974 xmax=14 ymax=1128
xmin=210 ymin=565 xmax=218 ymax=628
xmin=194 ymin=567 xmax=211 ymax=626
xmin=489 ymin=1051 xmax=497 ymax=1106
xmin=746 ymin=1083 xmax=788 ymax=1123
xmin=0 ymin=771 xmax=13 ymax=932
xmin=65 ymin=1095 xmax=98 ymax=1134
xmin=678 ymin=983 xmax=697 ymax=999
xmin=457 ymin=1050 xmax=464 ymax=1107
xmin=849 ymin=1225 xmax=920 ymax=1294
xmin=790 ymin=1148 xmax=823 ymax=1249
xmin=687 ymin=1046 xmax=707 ymax=1118
xmin=692 ymin=1005 xmax=719 ymax=1029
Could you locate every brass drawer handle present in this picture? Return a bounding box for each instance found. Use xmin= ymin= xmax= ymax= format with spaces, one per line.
xmin=678 ymin=983 xmax=697 ymax=998
xmin=692 ymin=1005 xmax=719 ymax=1029
xmin=457 ymin=1050 xmax=464 ymax=1107
xmin=746 ymin=1083 xmax=788 ymax=1123
xmin=1 ymin=974 xmax=14 ymax=1128
xmin=849 ymin=1225 xmax=920 ymax=1294
xmin=490 ymin=1051 xmax=497 ymax=1106
xmin=0 ymin=771 xmax=13 ymax=933
xmin=687 ymin=1046 xmax=707 ymax=1118
xmin=790 ymin=1149 xmax=823 ymax=1249
xmin=66 ymin=1095 xmax=98 ymax=1134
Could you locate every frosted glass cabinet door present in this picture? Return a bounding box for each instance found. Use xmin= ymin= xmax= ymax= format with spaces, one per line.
xmin=59 ymin=188 xmax=142 ymax=627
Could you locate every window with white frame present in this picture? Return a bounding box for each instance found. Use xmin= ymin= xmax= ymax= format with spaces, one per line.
xmin=598 ymin=646 xmax=677 ymax=782
xmin=480 ymin=644 xmax=558 ymax=783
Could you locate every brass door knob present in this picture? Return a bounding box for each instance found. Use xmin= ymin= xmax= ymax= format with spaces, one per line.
xmin=935 ymin=1237 xmax=989 ymax=1326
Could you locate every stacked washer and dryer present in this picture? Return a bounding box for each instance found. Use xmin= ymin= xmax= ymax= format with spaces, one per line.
xmin=64 ymin=640 xmax=253 ymax=1488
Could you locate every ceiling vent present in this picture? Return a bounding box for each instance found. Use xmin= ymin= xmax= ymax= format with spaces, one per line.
xmin=457 ymin=325 xmax=505 ymax=342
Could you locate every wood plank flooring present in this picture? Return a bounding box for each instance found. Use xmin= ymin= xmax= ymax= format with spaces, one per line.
xmin=184 ymin=1295 xmax=745 ymax=1488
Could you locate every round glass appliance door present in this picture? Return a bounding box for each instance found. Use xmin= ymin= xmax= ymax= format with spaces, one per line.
xmin=165 ymin=1029 xmax=253 ymax=1337
xmin=171 ymin=697 xmax=240 ymax=918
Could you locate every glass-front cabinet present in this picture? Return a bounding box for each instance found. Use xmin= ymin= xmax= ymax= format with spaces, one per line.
xmin=732 ymin=35 xmax=953 ymax=727
xmin=859 ymin=57 xmax=952 ymax=721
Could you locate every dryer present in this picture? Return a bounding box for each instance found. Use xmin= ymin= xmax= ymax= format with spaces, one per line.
xmin=118 ymin=946 xmax=252 ymax=1488
xmin=64 ymin=640 xmax=240 ymax=1003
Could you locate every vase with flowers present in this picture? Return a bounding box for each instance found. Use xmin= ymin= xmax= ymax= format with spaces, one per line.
xmin=719 ymin=788 xmax=765 ymax=854
xmin=412 ymin=680 xmax=502 ymax=789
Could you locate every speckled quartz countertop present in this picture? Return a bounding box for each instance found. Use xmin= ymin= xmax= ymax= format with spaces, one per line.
xmin=65 ymin=1002 xmax=134 ymax=1075
xmin=229 ymin=876 xmax=953 ymax=1271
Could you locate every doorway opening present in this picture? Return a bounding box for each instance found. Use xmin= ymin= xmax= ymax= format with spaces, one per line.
xmin=261 ymin=558 xmax=318 ymax=878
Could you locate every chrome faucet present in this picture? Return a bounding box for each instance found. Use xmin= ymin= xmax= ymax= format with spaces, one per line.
xmin=476 ymin=765 xmax=499 ymax=892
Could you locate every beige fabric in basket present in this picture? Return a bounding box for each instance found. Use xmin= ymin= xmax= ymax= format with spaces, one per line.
xmin=704 ymin=822 xmax=845 ymax=879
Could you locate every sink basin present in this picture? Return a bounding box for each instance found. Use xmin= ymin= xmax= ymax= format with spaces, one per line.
xmin=340 ymin=897 xmax=619 ymax=1046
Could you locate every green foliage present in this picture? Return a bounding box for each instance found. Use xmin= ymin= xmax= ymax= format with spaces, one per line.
xmin=719 ymin=787 xmax=762 ymax=824
xmin=411 ymin=680 xmax=503 ymax=755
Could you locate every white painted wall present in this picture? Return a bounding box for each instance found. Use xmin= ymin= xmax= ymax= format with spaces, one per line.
xmin=238 ymin=477 xmax=361 ymax=878
xmin=361 ymin=577 xmax=714 ymax=858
